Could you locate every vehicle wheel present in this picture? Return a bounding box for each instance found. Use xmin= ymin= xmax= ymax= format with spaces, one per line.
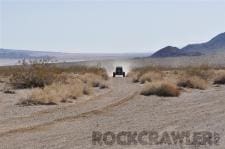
xmin=123 ymin=72 xmax=125 ymax=77
xmin=113 ymin=73 xmax=115 ymax=77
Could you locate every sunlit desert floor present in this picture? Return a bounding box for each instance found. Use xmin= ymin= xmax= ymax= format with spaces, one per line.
xmin=0 ymin=75 xmax=225 ymax=149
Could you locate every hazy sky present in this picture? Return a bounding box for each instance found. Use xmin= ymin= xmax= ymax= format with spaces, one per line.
xmin=1 ymin=0 xmax=225 ymax=53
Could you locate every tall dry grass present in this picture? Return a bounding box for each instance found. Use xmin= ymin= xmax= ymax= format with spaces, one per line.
xmin=181 ymin=65 xmax=214 ymax=80
xmin=7 ymin=60 xmax=110 ymax=105
xmin=126 ymin=71 xmax=140 ymax=83
xmin=0 ymin=60 xmax=108 ymax=89
xmin=80 ymin=73 xmax=108 ymax=88
xmin=29 ymin=82 xmax=84 ymax=105
xmin=20 ymin=73 xmax=89 ymax=105
xmin=139 ymin=71 xmax=163 ymax=84
xmin=177 ymin=76 xmax=208 ymax=90
xmin=129 ymin=65 xmax=216 ymax=90
xmin=175 ymin=65 xmax=214 ymax=90
xmin=141 ymin=82 xmax=180 ymax=97
xmin=21 ymin=71 xmax=110 ymax=105
xmin=10 ymin=63 xmax=57 ymax=88
xmin=128 ymin=66 xmax=164 ymax=83
xmin=214 ymin=71 xmax=225 ymax=85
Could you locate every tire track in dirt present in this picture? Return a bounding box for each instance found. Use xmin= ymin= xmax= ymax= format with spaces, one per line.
xmin=0 ymin=77 xmax=131 ymax=123
xmin=0 ymin=89 xmax=113 ymax=125
xmin=0 ymin=90 xmax=139 ymax=137
xmin=30 ymin=89 xmax=113 ymax=117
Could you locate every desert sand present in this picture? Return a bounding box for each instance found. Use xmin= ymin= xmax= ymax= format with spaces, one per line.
xmin=0 ymin=69 xmax=225 ymax=148
xmin=0 ymin=54 xmax=225 ymax=149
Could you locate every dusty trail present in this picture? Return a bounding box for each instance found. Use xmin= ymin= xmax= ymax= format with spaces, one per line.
xmin=0 ymin=78 xmax=140 ymax=138
xmin=0 ymin=77 xmax=225 ymax=149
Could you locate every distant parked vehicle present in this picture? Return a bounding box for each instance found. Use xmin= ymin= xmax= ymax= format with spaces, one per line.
xmin=113 ymin=66 xmax=125 ymax=77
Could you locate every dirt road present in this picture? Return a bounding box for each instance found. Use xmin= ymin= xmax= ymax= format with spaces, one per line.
xmin=0 ymin=77 xmax=225 ymax=149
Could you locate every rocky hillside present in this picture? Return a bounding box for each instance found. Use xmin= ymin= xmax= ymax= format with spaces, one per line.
xmin=151 ymin=32 xmax=225 ymax=57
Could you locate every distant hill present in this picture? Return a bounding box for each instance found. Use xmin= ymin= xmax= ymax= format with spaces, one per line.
xmin=150 ymin=46 xmax=202 ymax=57
xmin=151 ymin=32 xmax=225 ymax=57
xmin=0 ymin=48 xmax=148 ymax=63
xmin=0 ymin=48 xmax=59 ymax=59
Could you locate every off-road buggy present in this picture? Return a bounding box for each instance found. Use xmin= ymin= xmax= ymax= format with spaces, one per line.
xmin=113 ymin=66 xmax=125 ymax=77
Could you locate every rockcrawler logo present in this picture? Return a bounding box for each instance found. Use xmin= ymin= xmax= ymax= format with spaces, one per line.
xmin=92 ymin=131 xmax=220 ymax=146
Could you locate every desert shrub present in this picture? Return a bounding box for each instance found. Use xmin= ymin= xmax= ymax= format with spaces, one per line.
xmin=9 ymin=62 xmax=57 ymax=88
xmin=99 ymin=82 xmax=109 ymax=89
xmin=92 ymin=80 xmax=101 ymax=87
xmin=58 ymin=65 xmax=109 ymax=80
xmin=128 ymin=66 xmax=164 ymax=84
xmin=0 ymin=67 xmax=16 ymax=77
xmin=6 ymin=59 xmax=109 ymax=89
xmin=58 ymin=72 xmax=108 ymax=89
xmin=9 ymin=60 xmax=110 ymax=105
xmin=19 ymin=71 xmax=110 ymax=105
xmin=214 ymin=72 xmax=225 ymax=84
xmin=23 ymin=79 xmax=85 ymax=105
xmin=83 ymin=85 xmax=93 ymax=95
xmin=127 ymin=71 xmax=140 ymax=83
xmin=177 ymin=76 xmax=207 ymax=90
xmin=131 ymin=66 xmax=163 ymax=75
xmin=141 ymin=82 xmax=180 ymax=97
xmin=132 ymin=75 xmax=140 ymax=83
xmin=183 ymin=65 xmax=214 ymax=80
xmin=55 ymin=73 xmax=80 ymax=84
xmin=80 ymin=73 xmax=103 ymax=87
xmin=139 ymin=71 xmax=163 ymax=84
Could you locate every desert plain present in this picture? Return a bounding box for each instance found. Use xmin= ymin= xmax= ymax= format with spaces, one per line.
xmin=0 ymin=54 xmax=225 ymax=149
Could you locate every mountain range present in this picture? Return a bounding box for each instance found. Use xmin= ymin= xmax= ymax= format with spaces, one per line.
xmin=1 ymin=32 xmax=225 ymax=59
xmin=151 ymin=32 xmax=225 ymax=57
xmin=0 ymin=48 xmax=148 ymax=63
xmin=0 ymin=48 xmax=61 ymax=59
